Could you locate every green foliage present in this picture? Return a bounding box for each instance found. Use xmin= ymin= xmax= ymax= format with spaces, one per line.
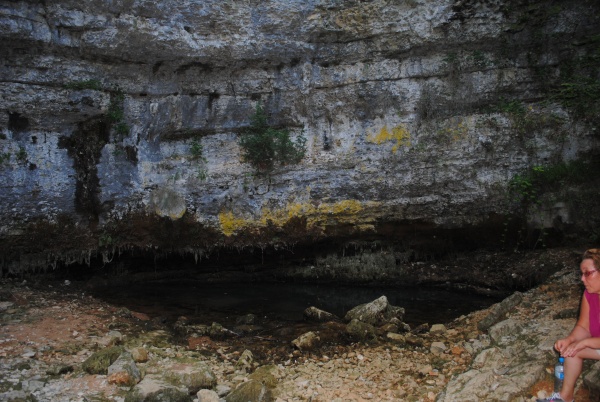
xmin=508 ymin=167 xmax=542 ymax=207
xmin=0 ymin=152 xmax=10 ymax=164
xmin=114 ymin=122 xmax=129 ymax=137
xmin=190 ymin=139 xmax=205 ymax=161
xmin=469 ymin=50 xmax=490 ymax=68
xmin=64 ymin=79 xmax=103 ymax=91
xmin=239 ymin=103 xmax=307 ymax=173
xmin=108 ymin=87 xmax=130 ymax=139
xmin=551 ymin=76 xmax=600 ymax=120
xmin=509 ymin=160 xmax=598 ymax=207
xmin=16 ymin=146 xmax=27 ymax=162
xmin=442 ymin=52 xmax=459 ymax=67
xmin=495 ymin=100 xmax=566 ymax=137
xmin=197 ymin=168 xmax=208 ymax=181
xmin=189 ymin=139 xmax=208 ymax=181
xmin=498 ymin=99 xmax=526 ymax=116
xmin=108 ymin=89 xmax=125 ymax=123
xmin=505 ymin=159 xmax=600 ymax=249
xmin=98 ymin=232 xmax=117 ymax=248
xmin=65 ymin=80 xmax=131 ymax=139
xmin=543 ymin=35 xmax=600 ymax=122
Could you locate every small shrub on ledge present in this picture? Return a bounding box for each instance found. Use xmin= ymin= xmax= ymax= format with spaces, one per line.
xmin=239 ymin=103 xmax=306 ymax=173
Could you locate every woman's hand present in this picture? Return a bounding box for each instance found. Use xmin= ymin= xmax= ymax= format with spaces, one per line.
xmin=554 ymin=337 xmax=572 ymax=354
xmin=561 ymin=339 xmax=588 ymax=357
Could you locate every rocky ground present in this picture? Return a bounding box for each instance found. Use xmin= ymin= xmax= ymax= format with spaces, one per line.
xmin=0 ymin=247 xmax=599 ymax=402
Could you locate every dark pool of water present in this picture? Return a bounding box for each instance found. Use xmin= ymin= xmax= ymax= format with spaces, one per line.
xmin=94 ymin=280 xmax=503 ymax=326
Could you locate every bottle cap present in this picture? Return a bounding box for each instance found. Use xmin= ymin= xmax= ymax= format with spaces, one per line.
xmin=559 ymin=357 xmax=564 ymax=363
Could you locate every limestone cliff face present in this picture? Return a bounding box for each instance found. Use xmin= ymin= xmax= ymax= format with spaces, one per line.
xmin=0 ymin=0 xmax=599 ymax=270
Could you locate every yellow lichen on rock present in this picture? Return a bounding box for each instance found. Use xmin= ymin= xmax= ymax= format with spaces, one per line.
xmin=318 ymin=199 xmax=363 ymax=217
xmin=218 ymin=211 xmax=248 ymax=237
xmin=218 ymin=199 xmax=376 ymax=237
xmin=367 ymin=124 xmax=411 ymax=153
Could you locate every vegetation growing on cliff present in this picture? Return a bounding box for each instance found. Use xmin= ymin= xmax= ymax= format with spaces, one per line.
xmin=65 ymin=80 xmax=130 ymax=140
xmin=504 ymin=158 xmax=600 ymax=249
xmin=189 ymin=139 xmax=208 ymax=181
xmin=239 ymin=103 xmax=306 ymax=173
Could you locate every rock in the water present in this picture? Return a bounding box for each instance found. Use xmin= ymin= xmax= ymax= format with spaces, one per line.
xmin=235 ymin=313 xmax=256 ymax=325
xmin=344 ymin=296 xmax=404 ymax=326
xmin=303 ymin=306 xmax=339 ymax=322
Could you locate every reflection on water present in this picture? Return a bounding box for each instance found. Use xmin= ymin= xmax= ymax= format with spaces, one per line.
xmin=95 ymin=280 xmax=503 ymax=326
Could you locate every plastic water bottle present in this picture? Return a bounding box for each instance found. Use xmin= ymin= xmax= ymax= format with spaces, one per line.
xmin=554 ymin=357 xmax=564 ymax=392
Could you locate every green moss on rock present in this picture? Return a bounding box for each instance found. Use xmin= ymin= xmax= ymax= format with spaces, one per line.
xmin=82 ymin=346 xmax=124 ymax=375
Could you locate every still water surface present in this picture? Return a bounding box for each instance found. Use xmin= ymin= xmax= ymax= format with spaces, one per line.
xmin=95 ymin=280 xmax=502 ymax=326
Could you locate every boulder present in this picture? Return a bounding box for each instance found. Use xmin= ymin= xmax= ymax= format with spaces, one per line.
xmin=386 ymin=332 xmax=405 ymax=344
xmin=235 ymin=313 xmax=256 ymax=325
xmin=488 ymin=318 xmax=523 ymax=345
xmin=346 ymin=319 xmax=377 ymax=342
xmin=430 ymin=341 xmax=447 ymax=355
xmin=197 ymin=389 xmax=220 ymax=402
xmin=224 ymin=379 xmax=273 ymax=402
xmin=344 ymin=296 xmax=404 ymax=326
xmin=235 ymin=349 xmax=254 ymax=372
xmin=411 ymin=323 xmax=429 ymax=334
xmin=291 ymin=331 xmax=321 ymax=351
xmin=163 ymin=362 xmax=217 ymax=394
xmin=131 ymin=347 xmax=149 ymax=363
xmin=303 ymin=306 xmax=339 ymax=322
xmin=96 ymin=330 xmax=123 ymax=347
xmin=82 ymin=346 xmax=124 ymax=375
xmin=477 ymin=292 xmax=523 ymax=332
xmin=125 ymin=375 xmax=191 ymax=402
xmin=248 ymin=365 xmax=279 ymax=389
xmin=107 ymin=352 xmax=141 ymax=386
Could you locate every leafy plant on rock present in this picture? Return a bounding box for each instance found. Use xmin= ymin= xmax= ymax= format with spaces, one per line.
xmin=189 ymin=139 xmax=208 ymax=181
xmin=504 ymin=159 xmax=600 ymax=249
xmin=16 ymin=146 xmax=27 ymax=163
xmin=108 ymin=87 xmax=130 ymax=139
xmin=239 ymin=103 xmax=306 ymax=173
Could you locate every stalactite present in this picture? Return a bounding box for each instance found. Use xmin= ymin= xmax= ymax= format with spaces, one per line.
xmin=102 ymin=249 xmax=115 ymax=264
